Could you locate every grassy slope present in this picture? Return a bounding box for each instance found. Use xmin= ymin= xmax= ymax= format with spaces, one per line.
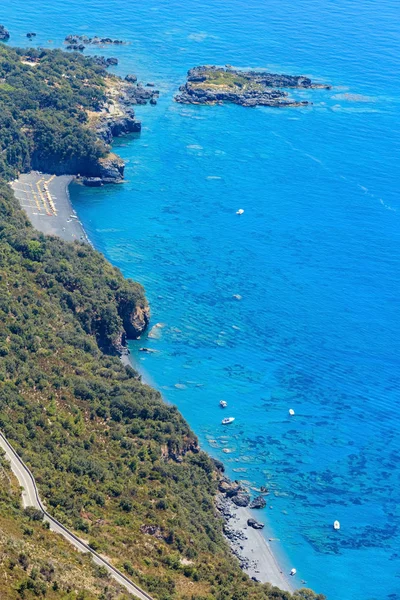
xmin=0 ymin=453 xmax=133 ymax=600
xmin=190 ymin=69 xmax=263 ymax=93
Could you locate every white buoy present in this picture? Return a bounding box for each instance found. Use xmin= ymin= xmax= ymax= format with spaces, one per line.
xmin=333 ymin=520 xmax=340 ymax=530
xmin=236 ymin=208 xmax=244 ymax=215
xmin=289 ymin=408 xmax=295 ymax=416
xmin=290 ymin=568 xmax=297 ymax=576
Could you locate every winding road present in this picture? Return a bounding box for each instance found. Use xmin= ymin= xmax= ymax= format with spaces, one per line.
xmin=0 ymin=431 xmax=153 ymax=600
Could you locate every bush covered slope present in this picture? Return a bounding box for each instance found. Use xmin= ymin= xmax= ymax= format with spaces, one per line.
xmin=0 ymin=183 xmax=325 ymax=600
xmin=0 ymin=44 xmax=325 ymax=600
xmin=0 ymin=452 xmax=133 ymax=600
xmin=0 ymin=45 xmax=107 ymax=179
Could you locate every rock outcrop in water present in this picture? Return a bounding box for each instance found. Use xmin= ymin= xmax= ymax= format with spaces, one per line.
xmin=65 ymin=34 xmax=125 ymax=46
xmin=249 ymin=495 xmax=267 ymax=509
xmin=176 ymin=65 xmax=330 ymax=107
xmin=0 ymin=25 xmax=10 ymax=41
xmin=218 ymin=477 xmax=250 ymax=507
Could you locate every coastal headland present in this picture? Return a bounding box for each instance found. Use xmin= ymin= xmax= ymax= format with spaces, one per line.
xmin=175 ymin=65 xmax=330 ymax=107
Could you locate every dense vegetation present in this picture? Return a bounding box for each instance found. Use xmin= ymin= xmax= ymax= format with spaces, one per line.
xmin=0 ymin=42 xmax=325 ymax=600
xmin=0 ymin=452 xmax=133 ymax=600
xmin=0 ymin=45 xmax=108 ymax=179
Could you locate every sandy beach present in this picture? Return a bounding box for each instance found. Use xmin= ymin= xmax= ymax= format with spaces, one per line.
xmin=11 ymin=172 xmax=90 ymax=244
xmin=234 ymin=506 xmax=295 ymax=591
xmin=218 ymin=495 xmax=295 ymax=593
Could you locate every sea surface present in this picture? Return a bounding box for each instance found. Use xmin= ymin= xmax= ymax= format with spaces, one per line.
xmin=4 ymin=1 xmax=400 ymax=598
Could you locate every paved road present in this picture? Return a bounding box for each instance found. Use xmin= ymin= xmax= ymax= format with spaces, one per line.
xmin=0 ymin=431 xmax=152 ymax=600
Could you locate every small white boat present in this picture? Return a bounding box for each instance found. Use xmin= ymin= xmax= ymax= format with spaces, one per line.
xmin=333 ymin=520 xmax=340 ymax=530
xmin=289 ymin=408 xmax=295 ymax=416
xmin=236 ymin=208 xmax=244 ymax=215
xmin=290 ymin=568 xmax=297 ymax=576
xmin=220 ymin=400 xmax=228 ymax=408
xmin=222 ymin=417 xmax=235 ymax=425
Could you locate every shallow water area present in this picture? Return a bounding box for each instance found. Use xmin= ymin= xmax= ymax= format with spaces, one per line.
xmin=4 ymin=0 xmax=400 ymax=598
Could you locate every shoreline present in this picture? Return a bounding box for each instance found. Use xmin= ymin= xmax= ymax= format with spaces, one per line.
xmin=216 ymin=491 xmax=295 ymax=592
xmin=13 ymin=171 xmax=297 ymax=595
xmin=11 ymin=172 xmax=91 ymax=245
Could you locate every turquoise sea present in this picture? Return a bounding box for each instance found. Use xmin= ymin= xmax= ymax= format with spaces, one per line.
xmin=4 ymin=1 xmax=400 ymax=598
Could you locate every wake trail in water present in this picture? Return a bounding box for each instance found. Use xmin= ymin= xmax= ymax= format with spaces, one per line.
xmin=271 ymin=130 xmax=397 ymax=214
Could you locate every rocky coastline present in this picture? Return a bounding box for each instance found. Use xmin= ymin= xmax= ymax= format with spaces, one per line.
xmin=79 ymin=75 xmax=159 ymax=186
xmin=65 ymin=34 xmax=126 ymax=49
xmin=215 ymin=474 xmax=293 ymax=590
xmin=176 ymin=65 xmax=330 ymax=107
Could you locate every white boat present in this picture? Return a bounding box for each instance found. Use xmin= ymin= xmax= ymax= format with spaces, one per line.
xmin=236 ymin=208 xmax=244 ymax=215
xmin=219 ymin=400 xmax=228 ymax=408
xmin=222 ymin=417 xmax=235 ymax=425
xmin=333 ymin=520 xmax=340 ymax=530
xmin=289 ymin=408 xmax=295 ymax=416
xmin=290 ymin=568 xmax=297 ymax=576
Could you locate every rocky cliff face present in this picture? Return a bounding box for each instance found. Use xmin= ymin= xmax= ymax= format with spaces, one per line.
xmin=97 ymin=153 xmax=125 ymax=182
xmin=95 ymin=286 xmax=150 ymax=355
xmin=116 ymin=285 xmax=151 ymax=339
xmin=31 ymin=77 xmax=145 ymax=184
xmin=96 ymin=112 xmax=141 ymax=146
xmin=127 ymin=303 xmax=151 ymax=338
xmin=30 ymin=151 xmax=126 ymax=184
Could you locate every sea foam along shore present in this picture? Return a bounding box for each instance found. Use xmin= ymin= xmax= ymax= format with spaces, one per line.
xmin=14 ymin=176 xmax=295 ymax=594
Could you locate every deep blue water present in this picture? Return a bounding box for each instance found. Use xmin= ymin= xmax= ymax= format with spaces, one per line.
xmin=4 ymin=1 xmax=400 ymax=598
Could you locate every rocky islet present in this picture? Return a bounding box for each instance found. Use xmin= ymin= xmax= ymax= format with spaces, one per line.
xmin=176 ymin=65 xmax=331 ymax=107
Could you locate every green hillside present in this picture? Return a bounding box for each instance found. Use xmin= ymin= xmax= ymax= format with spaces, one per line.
xmin=0 ymin=44 xmax=324 ymax=600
